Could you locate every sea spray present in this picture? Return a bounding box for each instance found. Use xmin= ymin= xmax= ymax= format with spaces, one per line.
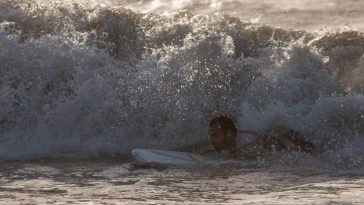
xmin=0 ymin=0 xmax=364 ymax=169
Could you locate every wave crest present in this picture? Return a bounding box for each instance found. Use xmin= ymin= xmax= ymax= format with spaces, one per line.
xmin=1 ymin=0 xmax=364 ymax=168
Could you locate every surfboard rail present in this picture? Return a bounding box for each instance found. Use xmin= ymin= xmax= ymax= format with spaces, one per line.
xmin=131 ymin=148 xmax=208 ymax=167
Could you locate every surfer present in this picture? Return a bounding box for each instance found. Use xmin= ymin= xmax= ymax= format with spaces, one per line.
xmin=208 ymin=116 xmax=315 ymax=158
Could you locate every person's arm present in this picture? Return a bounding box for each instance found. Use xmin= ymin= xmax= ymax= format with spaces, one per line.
xmin=265 ymin=127 xmax=316 ymax=153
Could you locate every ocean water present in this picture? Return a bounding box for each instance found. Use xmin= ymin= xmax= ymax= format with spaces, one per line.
xmin=1 ymin=160 xmax=364 ymax=205
xmin=1 ymin=0 xmax=364 ymax=204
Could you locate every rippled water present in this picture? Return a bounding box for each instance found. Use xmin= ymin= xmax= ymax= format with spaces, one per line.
xmin=1 ymin=161 xmax=364 ymax=204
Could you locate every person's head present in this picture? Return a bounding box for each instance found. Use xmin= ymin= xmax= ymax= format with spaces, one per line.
xmin=208 ymin=116 xmax=238 ymax=156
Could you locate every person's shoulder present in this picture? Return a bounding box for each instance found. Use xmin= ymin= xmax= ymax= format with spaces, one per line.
xmin=265 ymin=127 xmax=315 ymax=153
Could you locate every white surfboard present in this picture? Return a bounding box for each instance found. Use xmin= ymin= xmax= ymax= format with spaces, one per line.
xmin=131 ymin=149 xmax=209 ymax=167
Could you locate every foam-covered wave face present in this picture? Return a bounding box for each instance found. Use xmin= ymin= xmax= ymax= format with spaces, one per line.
xmin=1 ymin=0 xmax=364 ymax=168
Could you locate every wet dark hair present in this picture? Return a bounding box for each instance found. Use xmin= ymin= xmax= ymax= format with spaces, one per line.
xmin=209 ymin=116 xmax=238 ymax=156
xmin=209 ymin=116 xmax=238 ymax=137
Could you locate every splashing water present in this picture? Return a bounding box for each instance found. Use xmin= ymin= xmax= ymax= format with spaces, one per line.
xmin=0 ymin=0 xmax=364 ymax=169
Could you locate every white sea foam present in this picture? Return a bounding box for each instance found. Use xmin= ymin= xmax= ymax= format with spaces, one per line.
xmin=0 ymin=0 xmax=364 ymax=168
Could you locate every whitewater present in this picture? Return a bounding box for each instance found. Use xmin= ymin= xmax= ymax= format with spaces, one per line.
xmin=1 ymin=0 xmax=364 ymax=204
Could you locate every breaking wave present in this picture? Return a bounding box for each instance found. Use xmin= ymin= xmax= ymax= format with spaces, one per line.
xmin=1 ymin=0 xmax=364 ymax=169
